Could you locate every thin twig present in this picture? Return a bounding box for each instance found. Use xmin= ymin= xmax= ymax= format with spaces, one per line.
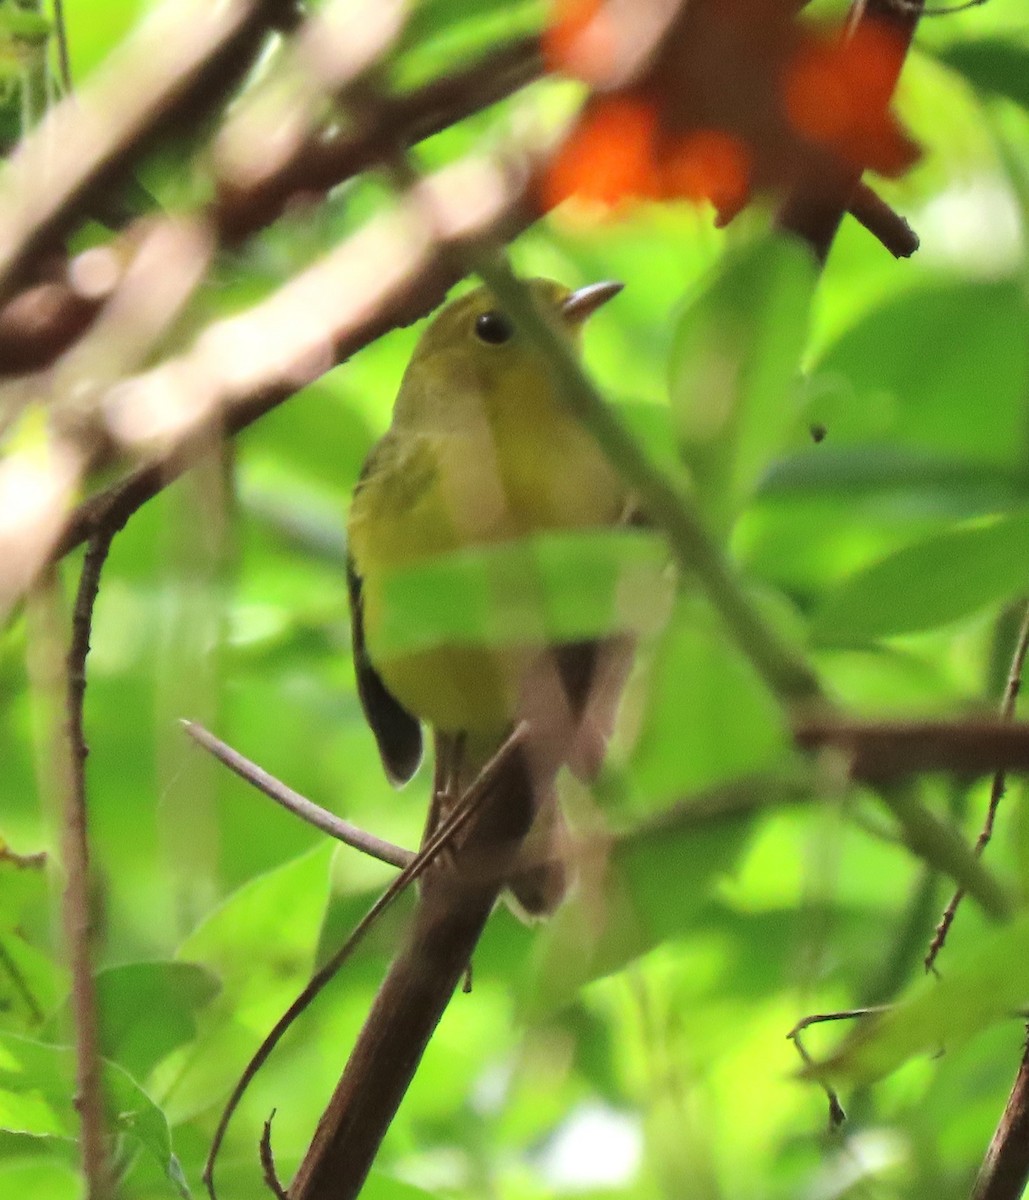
xmin=788 ymin=1007 xmax=890 ymax=1129
xmin=61 ymin=527 xmax=118 ymax=1200
xmin=0 ymin=844 xmax=48 ymax=869
xmin=181 ymin=720 xmax=413 ymax=869
xmin=925 ymin=603 xmax=1029 ymax=974
xmin=259 ymin=1112 xmax=288 ymax=1200
xmin=214 ymin=35 xmax=542 ymax=241
xmin=203 ymin=724 xmax=529 ymax=1200
xmin=849 ymin=182 xmax=919 ymax=259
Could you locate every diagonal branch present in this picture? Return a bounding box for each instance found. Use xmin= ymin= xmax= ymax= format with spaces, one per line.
xmin=0 ymin=0 xmax=285 ymax=301
xmin=182 ymin=720 xmax=413 ymax=869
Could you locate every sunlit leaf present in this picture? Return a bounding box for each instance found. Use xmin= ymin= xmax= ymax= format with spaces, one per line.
xmin=813 ymin=513 xmax=1029 ymax=643
xmin=0 ymin=1033 xmax=188 ymax=1196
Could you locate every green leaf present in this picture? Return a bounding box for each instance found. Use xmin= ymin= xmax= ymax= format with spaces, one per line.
xmin=0 ymin=1033 xmax=188 ymax=1196
xmin=521 ymin=773 xmax=808 ymax=1016
xmin=669 ymin=234 xmax=816 ymax=531
xmin=813 ymin=512 xmax=1029 ymax=642
xmin=156 ymin=846 xmax=334 ymax=1123
xmin=808 ymin=281 xmax=1029 ymax=466
xmin=0 ymin=1157 xmax=82 ymax=1200
xmin=937 ymin=39 xmax=1029 ymax=110
xmin=47 ymin=963 xmax=219 ymax=1083
xmin=628 ymin=594 xmax=793 ymax=804
xmin=372 ymin=530 xmax=672 ymax=660
xmin=0 ymin=935 xmax=63 ymax=1033
xmin=815 ymin=909 xmax=1029 ymax=1087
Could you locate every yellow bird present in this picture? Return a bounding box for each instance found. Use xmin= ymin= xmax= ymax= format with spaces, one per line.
xmin=346 ymin=278 xmax=632 ymax=915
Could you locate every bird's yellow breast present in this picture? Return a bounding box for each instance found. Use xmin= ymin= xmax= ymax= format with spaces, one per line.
xmin=348 ymin=356 xmax=625 ymax=733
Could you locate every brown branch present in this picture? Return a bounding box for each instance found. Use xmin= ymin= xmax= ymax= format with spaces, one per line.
xmin=259 ymin=1113 xmax=288 ymax=1200
xmin=61 ymin=526 xmax=119 ymax=1199
xmin=793 ymin=715 xmax=1029 ymax=782
xmin=849 ymin=181 xmax=919 ymax=259
xmin=287 ymin=732 xmax=538 ymax=1200
xmin=0 ymin=277 xmax=107 ymax=377
xmin=203 ymin=726 xmax=529 ymax=1200
xmin=974 ymin=1036 xmax=1029 ymax=1200
xmin=0 ymin=37 xmax=542 ymax=382
xmin=214 ymin=35 xmax=543 ymax=242
xmin=181 ymin=720 xmax=413 ymax=869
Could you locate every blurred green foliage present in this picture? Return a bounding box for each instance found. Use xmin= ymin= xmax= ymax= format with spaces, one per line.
xmin=3 ymin=2 xmax=1029 ymax=1199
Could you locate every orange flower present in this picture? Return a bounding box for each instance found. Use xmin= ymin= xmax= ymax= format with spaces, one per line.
xmin=784 ymin=20 xmax=919 ymax=177
xmin=543 ymin=96 xmax=661 ymax=210
xmin=541 ymin=0 xmax=921 ymax=222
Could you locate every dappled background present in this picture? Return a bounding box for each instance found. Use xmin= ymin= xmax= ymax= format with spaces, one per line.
xmin=2 ymin=1 xmax=1029 ymax=1199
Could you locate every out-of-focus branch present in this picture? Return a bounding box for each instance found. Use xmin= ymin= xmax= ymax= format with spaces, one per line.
xmin=0 ymin=0 xmax=285 ymax=302
xmin=0 ymin=35 xmax=543 ymax=377
xmin=287 ymin=731 xmax=537 ymax=1200
xmin=0 ymin=220 xmax=212 ymax=617
xmin=50 ymin=158 xmax=533 ymax=568
xmin=794 ymin=715 xmax=1029 ymax=782
xmin=213 ymin=34 xmax=543 ymax=240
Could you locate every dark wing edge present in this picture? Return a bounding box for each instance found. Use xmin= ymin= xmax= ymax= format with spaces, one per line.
xmin=347 ymin=556 xmax=423 ymax=786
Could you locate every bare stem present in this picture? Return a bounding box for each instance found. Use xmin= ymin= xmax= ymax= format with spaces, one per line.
xmin=181 ymin=720 xmax=413 ymax=869
xmin=926 ymin=602 xmax=1029 ymax=973
xmin=61 ymin=527 xmax=117 ymax=1200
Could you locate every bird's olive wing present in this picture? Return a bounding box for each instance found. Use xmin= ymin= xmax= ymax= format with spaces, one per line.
xmin=347 ymin=557 xmax=423 ymax=786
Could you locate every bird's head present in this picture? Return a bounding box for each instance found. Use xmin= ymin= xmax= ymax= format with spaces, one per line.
xmin=393 ymin=277 xmax=622 ymax=427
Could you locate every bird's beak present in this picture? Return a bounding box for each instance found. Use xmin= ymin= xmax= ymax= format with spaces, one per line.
xmin=561 ymin=280 xmax=623 ymax=324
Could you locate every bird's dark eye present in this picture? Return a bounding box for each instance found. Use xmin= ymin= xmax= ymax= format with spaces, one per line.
xmin=474 ymin=310 xmax=514 ymax=345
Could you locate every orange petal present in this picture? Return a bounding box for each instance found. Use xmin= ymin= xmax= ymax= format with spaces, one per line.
xmin=783 ymin=21 xmax=919 ymax=175
xmin=542 ymin=97 xmax=661 ymax=210
xmin=659 ymin=129 xmax=752 ymax=219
